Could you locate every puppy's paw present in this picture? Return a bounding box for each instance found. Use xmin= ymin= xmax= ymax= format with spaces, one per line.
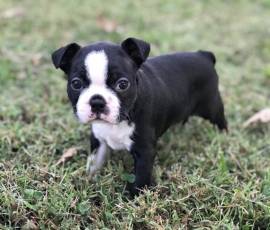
xmin=126 ymin=183 xmax=143 ymax=198
xmin=127 ymin=180 xmax=156 ymax=198
xmin=86 ymin=154 xmax=98 ymax=179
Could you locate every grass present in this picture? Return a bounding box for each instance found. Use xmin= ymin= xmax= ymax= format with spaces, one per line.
xmin=1 ymin=0 xmax=270 ymax=229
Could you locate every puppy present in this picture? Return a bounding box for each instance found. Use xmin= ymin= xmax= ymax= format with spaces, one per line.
xmin=52 ymin=37 xmax=227 ymax=195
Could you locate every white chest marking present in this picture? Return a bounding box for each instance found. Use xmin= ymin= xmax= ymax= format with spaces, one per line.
xmin=92 ymin=121 xmax=135 ymax=151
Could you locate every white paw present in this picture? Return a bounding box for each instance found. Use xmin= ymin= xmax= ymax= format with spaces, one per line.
xmin=86 ymin=154 xmax=98 ymax=178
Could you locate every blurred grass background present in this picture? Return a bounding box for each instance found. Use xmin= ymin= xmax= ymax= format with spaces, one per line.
xmin=0 ymin=0 xmax=270 ymax=229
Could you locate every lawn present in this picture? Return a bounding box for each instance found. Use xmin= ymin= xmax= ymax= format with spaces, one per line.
xmin=0 ymin=0 xmax=270 ymax=229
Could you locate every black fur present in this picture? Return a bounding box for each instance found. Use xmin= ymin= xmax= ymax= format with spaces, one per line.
xmin=90 ymin=133 xmax=100 ymax=152
xmin=128 ymin=51 xmax=227 ymax=195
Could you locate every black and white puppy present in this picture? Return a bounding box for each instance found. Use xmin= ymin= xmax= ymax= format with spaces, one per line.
xmin=52 ymin=38 xmax=227 ymax=195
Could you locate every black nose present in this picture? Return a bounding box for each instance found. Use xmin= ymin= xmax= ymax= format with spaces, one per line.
xmin=89 ymin=94 xmax=106 ymax=113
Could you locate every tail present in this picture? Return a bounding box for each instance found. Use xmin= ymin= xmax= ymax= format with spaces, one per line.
xmin=198 ymin=50 xmax=216 ymax=65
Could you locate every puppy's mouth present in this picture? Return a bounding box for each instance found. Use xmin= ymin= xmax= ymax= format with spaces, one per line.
xmin=88 ymin=112 xmax=102 ymax=121
xmin=88 ymin=110 xmax=118 ymax=124
xmin=91 ymin=113 xmax=103 ymax=121
xmin=88 ymin=110 xmax=130 ymax=124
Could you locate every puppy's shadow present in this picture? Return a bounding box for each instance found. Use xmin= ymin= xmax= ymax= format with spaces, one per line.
xmin=110 ymin=149 xmax=134 ymax=173
xmin=108 ymin=118 xmax=221 ymax=174
xmin=156 ymin=117 xmax=220 ymax=168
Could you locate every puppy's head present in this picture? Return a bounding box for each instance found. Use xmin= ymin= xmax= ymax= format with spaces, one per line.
xmin=52 ymin=38 xmax=150 ymax=124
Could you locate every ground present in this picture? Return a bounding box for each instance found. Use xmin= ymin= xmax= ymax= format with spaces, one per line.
xmin=0 ymin=0 xmax=270 ymax=229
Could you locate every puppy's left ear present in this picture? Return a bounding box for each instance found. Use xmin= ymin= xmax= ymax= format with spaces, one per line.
xmin=51 ymin=43 xmax=81 ymax=74
xmin=121 ymin=37 xmax=150 ymax=67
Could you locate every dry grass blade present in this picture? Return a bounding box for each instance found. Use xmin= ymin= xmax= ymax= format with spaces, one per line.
xmin=31 ymin=53 xmax=43 ymax=66
xmin=21 ymin=220 xmax=38 ymax=230
xmin=70 ymin=197 xmax=79 ymax=209
xmin=96 ymin=14 xmax=118 ymax=33
xmin=55 ymin=147 xmax=80 ymax=166
xmin=243 ymin=108 xmax=270 ymax=127
xmin=1 ymin=7 xmax=25 ymax=19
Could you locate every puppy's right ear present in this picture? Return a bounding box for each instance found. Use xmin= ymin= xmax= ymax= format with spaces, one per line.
xmin=51 ymin=43 xmax=81 ymax=74
xmin=121 ymin=38 xmax=150 ymax=67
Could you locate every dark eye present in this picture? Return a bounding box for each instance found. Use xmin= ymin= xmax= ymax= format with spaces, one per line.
xmin=115 ymin=78 xmax=130 ymax=92
xmin=71 ymin=78 xmax=83 ymax=91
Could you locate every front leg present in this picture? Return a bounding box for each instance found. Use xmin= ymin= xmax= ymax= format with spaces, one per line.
xmin=129 ymin=140 xmax=156 ymax=196
xmin=86 ymin=133 xmax=109 ymax=178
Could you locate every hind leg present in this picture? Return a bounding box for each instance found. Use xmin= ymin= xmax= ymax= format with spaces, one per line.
xmin=211 ymin=101 xmax=228 ymax=131
xmin=197 ymin=93 xmax=228 ymax=131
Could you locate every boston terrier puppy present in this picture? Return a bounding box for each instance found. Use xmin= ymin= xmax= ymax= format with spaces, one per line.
xmin=52 ymin=37 xmax=227 ymax=195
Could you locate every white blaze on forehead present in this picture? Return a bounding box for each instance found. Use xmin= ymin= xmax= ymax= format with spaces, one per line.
xmin=84 ymin=50 xmax=108 ymax=85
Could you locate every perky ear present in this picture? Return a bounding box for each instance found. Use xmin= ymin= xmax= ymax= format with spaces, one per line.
xmin=51 ymin=43 xmax=81 ymax=74
xmin=121 ymin=37 xmax=150 ymax=67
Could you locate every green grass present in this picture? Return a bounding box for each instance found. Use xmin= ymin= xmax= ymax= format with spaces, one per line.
xmin=1 ymin=0 xmax=270 ymax=229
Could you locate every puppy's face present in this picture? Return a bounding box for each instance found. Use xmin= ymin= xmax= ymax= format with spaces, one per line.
xmin=67 ymin=45 xmax=136 ymax=124
xmin=52 ymin=38 xmax=150 ymax=124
